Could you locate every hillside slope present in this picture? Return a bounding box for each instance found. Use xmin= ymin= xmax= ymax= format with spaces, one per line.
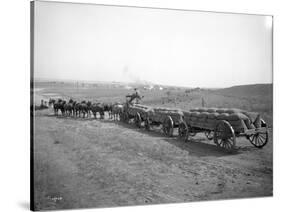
xmin=215 ymin=84 xmax=273 ymax=98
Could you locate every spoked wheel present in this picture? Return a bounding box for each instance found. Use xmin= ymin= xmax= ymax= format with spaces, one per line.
xmin=205 ymin=131 xmax=214 ymax=140
xmin=134 ymin=112 xmax=142 ymax=128
xmin=178 ymin=121 xmax=188 ymax=140
xmin=249 ymin=118 xmax=268 ymax=148
xmin=214 ymin=120 xmax=236 ymax=153
xmin=163 ymin=116 xmax=174 ymax=137
xmin=249 ymin=131 xmax=268 ymax=148
xmin=145 ymin=117 xmax=151 ymax=131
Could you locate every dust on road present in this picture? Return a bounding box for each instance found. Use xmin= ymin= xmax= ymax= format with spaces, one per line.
xmin=33 ymin=109 xmax=273 ymax=210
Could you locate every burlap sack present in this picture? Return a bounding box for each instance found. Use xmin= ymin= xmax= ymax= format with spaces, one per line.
xmin=207 ymin=113 xmax=219 ymax=119
xmin=197 ymin=108 xmax=208 ymax=112
xmin=191 ymin=116 xmax=200 ymax=121
xmin=190 ymin=108 xmax=199 ymax=112
xmin=227 ymin=113 xmax=248 ymax=121
xmin=184 ymin=111 xmax=192 ymax=117
xmin=216 ymin=108 xmax=228 ymax=113
xmin=198 ymin=112 xmax=209 ymax=118
xmin=217 ymin=113 xmax=229 ymax=120
xmin=191 ymin=112 xmax=201 ymax=117
xmin=225 ymin=108 xmax=243 ymax=114
xmin=207 ymin=108 xmax=218 ymax=113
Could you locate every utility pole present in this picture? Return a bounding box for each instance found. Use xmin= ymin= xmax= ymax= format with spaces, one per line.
xmin=201 ymin=97 xmax=206 ymax=107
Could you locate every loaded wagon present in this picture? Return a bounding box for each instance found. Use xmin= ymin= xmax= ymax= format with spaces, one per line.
xmin=178 ymin=108 xmax=269 ymax=152
xmin=121 ymin=103 xmax=153 ymax=128
xmin=121 ymin=102 xmax=184 ymax=137
xmin=144 ymin=107 xmax=184 ymax=137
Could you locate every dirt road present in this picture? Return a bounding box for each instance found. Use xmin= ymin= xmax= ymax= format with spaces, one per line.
xmin=33 ymin=109 xmax=273 ymax=210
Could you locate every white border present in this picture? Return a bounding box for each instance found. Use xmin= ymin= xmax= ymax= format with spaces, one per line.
xmin=0 ymin=0 xmax=279 ymax=211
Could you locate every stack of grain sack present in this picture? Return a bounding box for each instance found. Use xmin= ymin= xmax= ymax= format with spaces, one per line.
xmin=183 ymin=108 xmax=261 ymax=133
xmin=128 ymin=104 xmax=153 ymax=119
xmin=149 ymin=107 xmax=184 ymax=123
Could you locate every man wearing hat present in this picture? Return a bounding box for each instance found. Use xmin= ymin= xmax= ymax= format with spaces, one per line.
xmin=126 ymin=88 xmax=143 ymax=104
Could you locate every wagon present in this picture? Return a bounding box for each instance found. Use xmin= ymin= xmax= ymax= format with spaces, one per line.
xmin=144 ymin=107 xmax=184 ymax=137
xmin=121 ymin=103 xmax=152 ymax=128
xmin=178 ymin=108 xmax=269 ymax=152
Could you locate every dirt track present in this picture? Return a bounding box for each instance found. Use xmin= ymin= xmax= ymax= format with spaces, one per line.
xmin=33 ymin=109 xmax=273 ymax=210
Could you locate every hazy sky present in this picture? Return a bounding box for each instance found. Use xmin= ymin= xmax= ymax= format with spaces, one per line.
xmin=34 ymin=1 xmax=272 ymax=87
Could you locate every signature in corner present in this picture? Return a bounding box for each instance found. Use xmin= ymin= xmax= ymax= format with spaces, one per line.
xmin=47 ymin=195 xmax=63 ymax=202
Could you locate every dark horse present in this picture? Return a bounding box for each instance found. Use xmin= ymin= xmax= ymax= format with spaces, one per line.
xmin=103 ymin=103 xmax=113 ymax=119
xmin=112 ymin=103 xmax=124 ymax=121
xmin=79 ymin=101 xmax=89 ymax=118
xmin=64 ymin=99 xmax=75 ymax=116
xmin=74 ymin=102 xmax=81 ymax=117
xmin=89 ymin=102 xmax=104 ymax=119
xmin=53 ymin=99 xmax=66 ymax=116
xmin=48 ymin=98 xmax=56 ymax=108
xmin=53 ymin=99 xmax=61 ymax=115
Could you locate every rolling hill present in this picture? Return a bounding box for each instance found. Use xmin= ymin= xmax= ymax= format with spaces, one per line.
xmin=215 ymin=83 xmax=273 ymax=98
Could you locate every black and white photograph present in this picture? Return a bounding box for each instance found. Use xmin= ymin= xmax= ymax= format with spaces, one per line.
xmin=30 ymin=1 xmax=273 ymax=211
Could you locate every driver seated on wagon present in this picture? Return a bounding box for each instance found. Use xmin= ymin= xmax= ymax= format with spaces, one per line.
xmin=126 ymin=88 xmax=143 ymax=105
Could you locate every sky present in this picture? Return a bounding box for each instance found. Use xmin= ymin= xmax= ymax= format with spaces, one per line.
xmin=34 ymin=1 xmax=273 ymax=88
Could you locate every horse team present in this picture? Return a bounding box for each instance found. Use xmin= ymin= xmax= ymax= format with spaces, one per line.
xmin=49 ymin=98 xmax=123 ymax=120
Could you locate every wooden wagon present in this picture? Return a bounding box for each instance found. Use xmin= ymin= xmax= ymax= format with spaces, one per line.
xmin=121 ymin=103 xmax=152 ymax=128
xmin=178 ymin=108 xmax=269 ymax=152
xmin=121 ymin=103 xmax=184 ymax=137
xmin=144 ymin=107 xmax=184 ymax=137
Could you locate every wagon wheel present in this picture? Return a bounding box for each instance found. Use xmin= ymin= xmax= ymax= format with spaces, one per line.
xmin=163 ymin=116 xmax=174 ymax=137
xmin=248 ymin=132 xmax=268 ymax=148
xmin=178 ymin=121 xmax=188 ymax=140
xmin=205 ymin=131 xmax=214 ymax=140
xmin=214 ymin=120 xmax=236 ymax=153
xmin=145 ymin=117 xmax=151 ymax=131
xmin=134 ymin=112 xmax=142 ymax=128
xmin=248 ymin=119 xmax=268 ymax=148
